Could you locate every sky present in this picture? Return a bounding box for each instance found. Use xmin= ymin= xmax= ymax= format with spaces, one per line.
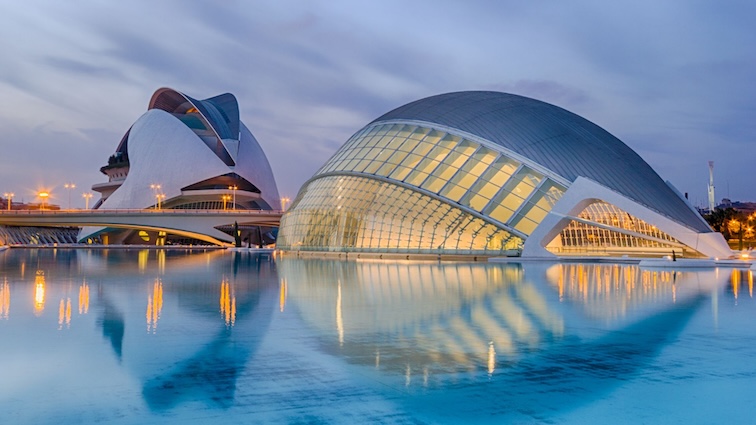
xmin=0 ymin=0 xmax=754 ymax=209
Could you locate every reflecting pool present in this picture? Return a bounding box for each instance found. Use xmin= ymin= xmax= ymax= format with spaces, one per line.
xmin=0 ymin=249 xmax=754 ymax=424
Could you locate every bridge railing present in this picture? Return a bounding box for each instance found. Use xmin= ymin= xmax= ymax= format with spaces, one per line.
xmin=0 ymin=209 xmax=285 ymax=215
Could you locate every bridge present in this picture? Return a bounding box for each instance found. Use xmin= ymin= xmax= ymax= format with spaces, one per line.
xmin=0 ymin=209 xmax=283 ymax=246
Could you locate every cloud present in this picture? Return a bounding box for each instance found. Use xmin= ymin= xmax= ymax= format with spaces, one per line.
xmin=0 ymin=1 xmax=755 ymax=204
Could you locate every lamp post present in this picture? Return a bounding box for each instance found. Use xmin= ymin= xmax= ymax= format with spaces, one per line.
xmin=38 ymin=192 xmax=49 ymax=211
xmin=82 ymin=192 xmax=93 ymax=210
xmin=280 ymin=196 xmax=290 ymax=211
xmin=222 ymin=194 xmax=231 ymax=210
xmin=156 ymin=193 xmax=166 ymax=210
xmin=150 ymin=184 xmax=162 ymax=210
xmin=228 ymin=185 xmax=237 ymax=210
xmin=3 ymin=192 xmax=13 ymax=211
xmin=64 ymin=183 xmax=76 ymax=209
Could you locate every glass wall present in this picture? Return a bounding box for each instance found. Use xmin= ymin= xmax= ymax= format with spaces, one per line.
xmin=313 ymin=123 xmax=567 ymax=238
xmin=277 ymin=176 xmax=522 ymax=255
xmin=546 ymin=201 xmax=704 ymax=257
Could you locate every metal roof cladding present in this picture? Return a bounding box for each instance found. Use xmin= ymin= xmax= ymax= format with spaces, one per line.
xmin=372 ymin=91 xmax=710 ymax=233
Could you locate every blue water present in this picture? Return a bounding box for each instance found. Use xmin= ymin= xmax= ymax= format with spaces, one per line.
xmin=0 ymin=249 xmax=754 ymax=424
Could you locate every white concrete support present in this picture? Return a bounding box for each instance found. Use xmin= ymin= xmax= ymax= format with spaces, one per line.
xmin=522 ymin=177 xmax=732 ymax=259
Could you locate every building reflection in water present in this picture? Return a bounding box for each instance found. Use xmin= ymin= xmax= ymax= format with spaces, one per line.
xmin=278 ymin=258 xmax=729 ymax=390
xmin=138 ymin=252 xmax=277 ymax=411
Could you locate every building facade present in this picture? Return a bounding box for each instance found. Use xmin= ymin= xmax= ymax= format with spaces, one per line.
xmin=278 ymin=91 xmax=731 ymax=259
xmin=80 ymin=88 xmax=280 ymax=245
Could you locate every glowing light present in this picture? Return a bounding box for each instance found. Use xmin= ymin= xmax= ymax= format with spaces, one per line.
xmin=228 ymin=185 xmax=238 ymax=210
xmin=37 ymin=192 xmax=49 ymax=210
xmin=3 ymin=192 xmax=13 ymax=211
xmin=63 ymin=183 xmax=76 ymax=209
xmin=82 ymin=192 xmax=93 ymax=210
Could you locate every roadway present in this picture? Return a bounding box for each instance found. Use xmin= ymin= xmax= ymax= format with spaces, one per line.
xmin=0 ymin=209 xmax=283 ymax=246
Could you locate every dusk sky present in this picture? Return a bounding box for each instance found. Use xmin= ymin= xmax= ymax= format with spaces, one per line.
xmin=1 ymin=1 xmax=754 ymax=208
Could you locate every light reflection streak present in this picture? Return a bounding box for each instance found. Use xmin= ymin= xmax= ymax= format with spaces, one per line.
xmin=220 ymin=277 xmax=236 ymax=327
xmin=58 ymin=298 xmax=71 ymax=329
xmin=78 ymin=282 xmax=89 ymax=314
xmin=731 ymin=269 xmax=740 ymax=302
xmin=279 ymin=278 xmax=287 ymax=312
xmin=34 ymin=270 xmax=45 ymax=316
xmin=1 ymin=278 xmax=9 ymax=319
xmin=157 ymin=250 xmax=165 ymax=275
xmin=487 ymin=341 xmax=496 ymax=375
xmin=146 ymin=278 xmax=163 ymax=333
xmin=336 ymin=280 xmax=343 ymax=347
xmin=138 ymin=250 xmax=148 ymax=272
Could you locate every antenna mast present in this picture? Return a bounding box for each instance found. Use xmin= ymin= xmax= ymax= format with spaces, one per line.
xmin=707 ymin=161 xmax=716 ymax=212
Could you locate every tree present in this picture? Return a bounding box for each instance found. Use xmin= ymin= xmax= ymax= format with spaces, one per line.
xmin=704 ymin=208 xmax=755 ymax=250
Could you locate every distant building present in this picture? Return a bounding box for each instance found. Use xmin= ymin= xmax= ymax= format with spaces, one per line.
xmin=717 ymin=199 xmax=756 ymax=215
xmin=278 ymin=91 xmax=731 ymax=259
xmin=0 ymin=197 xmax=59 ymax=211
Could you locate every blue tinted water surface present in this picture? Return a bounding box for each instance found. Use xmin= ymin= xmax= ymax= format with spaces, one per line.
xmin=0 ymin=249 xmax=754 ymax=424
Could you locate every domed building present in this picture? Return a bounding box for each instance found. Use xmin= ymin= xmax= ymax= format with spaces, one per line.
xmin=278 ymin=91 xmax=730 ymax=259
xmin=80 ymin=88 xmax=280 ymax=245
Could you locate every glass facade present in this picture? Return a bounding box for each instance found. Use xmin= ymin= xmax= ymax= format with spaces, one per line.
xmin=546 ymin=201 xmax=704 ymax=257
xmin=278 ymin=176 xmax=522 ymax=255
xmin=283 ymin=122 xmax=568 ymax=254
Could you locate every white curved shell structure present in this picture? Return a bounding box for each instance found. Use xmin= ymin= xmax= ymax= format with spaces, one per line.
xmin=80 ymin=88 xmax=280 ymax=244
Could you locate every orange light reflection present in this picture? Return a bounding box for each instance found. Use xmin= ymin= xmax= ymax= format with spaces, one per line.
xmin=1 ymin=279 xmax=9 ymax=319
xmin=34 ymin=270 xmax=45 ymax=316
xmin=146 ymin=278 xmax=163 ymax=333
xmin=220 ymin=278 xmax=236 ymax=327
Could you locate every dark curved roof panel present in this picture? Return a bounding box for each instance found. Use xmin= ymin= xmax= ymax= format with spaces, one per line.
xmin=372 ymin=91 xmax=710 ymax=233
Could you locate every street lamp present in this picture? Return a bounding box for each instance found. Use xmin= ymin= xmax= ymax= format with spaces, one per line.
xmin=156 ymin=193 xmax=166 ymax=210
xmin=150 ymin=184 xmax=163 ymax=210
xmin=280 ymin=196 xmax=290 ymax=211
xmin=82 ymin=192 xmax=93 ymax=210
xmin=222 ymin=194 xmax=231 ymax=210
xmin=64 ymin=183 xmax=76 ymax=209
xmin=228 ymin=185 xmax=237 ymax=210
xmin=3 ymin=192 xmax=13 ymax=211
xmin=38 ymin=192 xmax=49 ymax=211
